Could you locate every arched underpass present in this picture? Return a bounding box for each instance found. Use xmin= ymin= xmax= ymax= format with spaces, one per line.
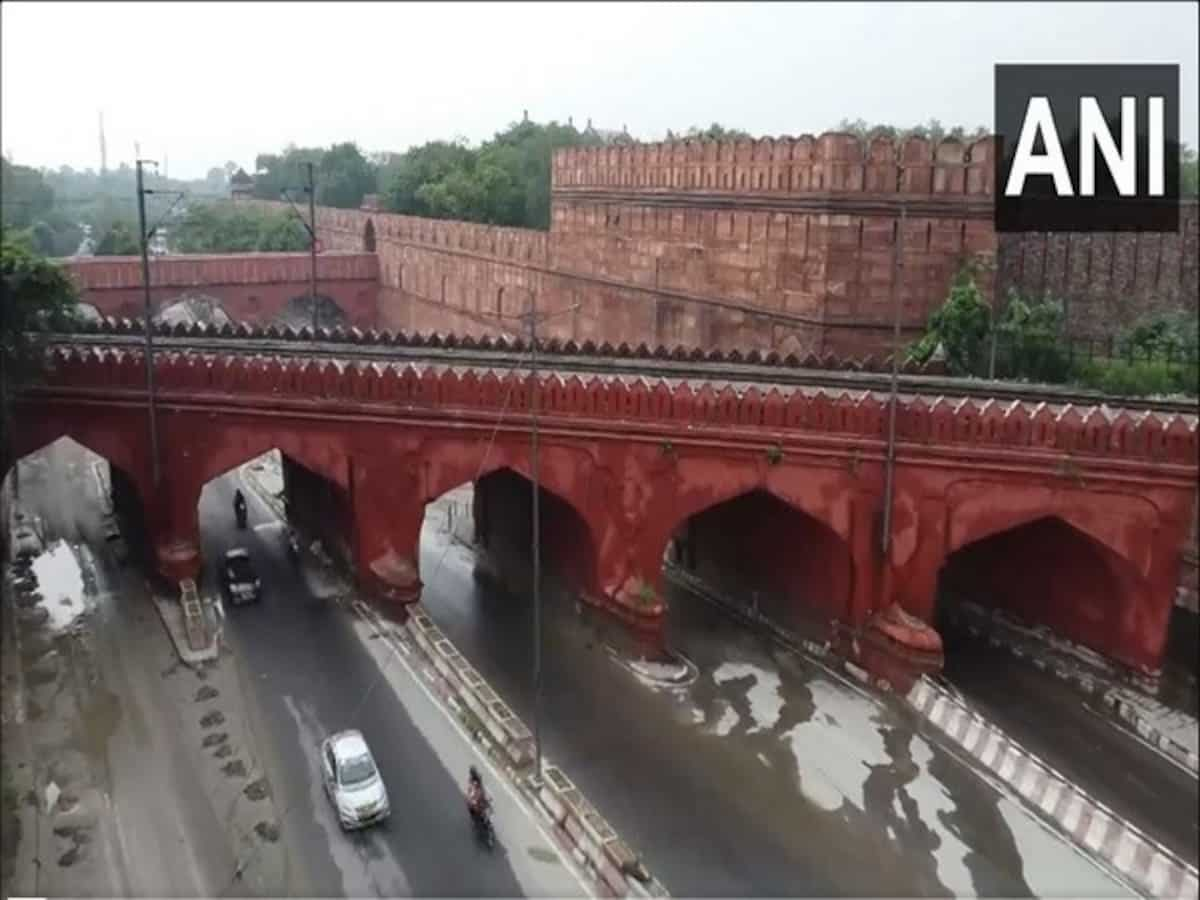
xmin=935 ymin=515 xmax=1141 ymax=665
xmin=3 ymin=437 xmax=141 ymax=635
xmin=934 ymin=515 xmax=1200 ymax=858
xmin=665 ymin=489 xmax=853 ymax=639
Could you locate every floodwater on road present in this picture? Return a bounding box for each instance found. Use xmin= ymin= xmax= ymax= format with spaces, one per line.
xmin=418 ymin=493 xmax=1131 ymax=898
xmin=30 ymin=540 xmax=89 ymax=632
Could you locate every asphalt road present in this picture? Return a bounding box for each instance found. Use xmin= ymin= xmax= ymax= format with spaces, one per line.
xmin=416 ymin=497 xmax=1130 ymax=898
xmin=200 ymin=472 xmax=588 ymax=898
xmin=941 ymin=634 xmax=1200 ymax=862
xmin=14 ymin=441 xmax=236 ymax=898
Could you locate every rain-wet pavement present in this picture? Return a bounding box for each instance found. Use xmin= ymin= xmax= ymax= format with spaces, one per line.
xmin=940 ymin=631 xmax=1200 ymax=862
xmin=3 ymin=441 xmax=237 ymax=897
xmin=418 ymin=496 xmax=1133 ymax=898
xmin=198 ymin=473 xmax=589 ymax=898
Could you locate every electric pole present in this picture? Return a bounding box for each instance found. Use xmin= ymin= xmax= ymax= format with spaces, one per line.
xmin=281 ymin=164 xmax=320 ymax=337
xmin=529 ymin=291 xmax=543 ymax=783
xmin=881 ymin=204 xmax=906 ymax=557
xmin=136 ymin=159 xmax=162 ymax=488
xmin=308 ymin=162 xmax=318 ymax=336
xmin=504 ymin=298 xmax=579 ymax=785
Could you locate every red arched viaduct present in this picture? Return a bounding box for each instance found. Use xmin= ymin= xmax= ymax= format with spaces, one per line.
xmin=60 ymin=252 xmax=379 ymax=326
xmin=9 ymin=337 xmax=1196 ymax=679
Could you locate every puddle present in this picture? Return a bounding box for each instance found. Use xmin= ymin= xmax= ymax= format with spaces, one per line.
xmin=202 ymin=732 xmax=228 ymax=748
xmin=195 ymin=686 xmax=219 ymax=702
xmin=254 ymin=821 xmax=280 ymax=843
xmin=713 ymin=662 xmax=785 ymax=733
xmin=214 ymin=744 xmax=233 ymax=759
xmin=200 ymin=711 xmax=226 ymax=728
xmin=222 ymin=759 xmax=247 ymax=778
xmin=244 ymin=779 xmax=270 ymax=802
xmin=30 ymin=542 xmax=88 ymax=632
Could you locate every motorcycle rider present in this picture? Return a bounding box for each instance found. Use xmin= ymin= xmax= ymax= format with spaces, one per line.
xmin=466 ymin=766 xmax=487 ymax=821
xmin=233 ymin=489 xmax=247 ymax=524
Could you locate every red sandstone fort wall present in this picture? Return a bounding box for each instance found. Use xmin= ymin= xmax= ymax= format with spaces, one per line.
xmin=63 ymin=252 xmax=380 ymax=327
xmin=232 ymin=131 xmax=1197 ymax=355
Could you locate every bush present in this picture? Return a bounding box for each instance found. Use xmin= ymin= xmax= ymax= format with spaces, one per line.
xmin=1074 ymin=357 xmax=1199 ymax=398
xmin=908 ymin=261 xmax=992 ymax=375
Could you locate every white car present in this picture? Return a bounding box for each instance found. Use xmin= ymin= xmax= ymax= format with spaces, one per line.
xmin=320 ymin=730 xmax=390 ymax=830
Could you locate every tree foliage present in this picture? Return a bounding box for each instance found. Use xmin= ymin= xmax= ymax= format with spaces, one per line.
xmin=1 ymin=230 xmax=82 ymax=471
xmin=173 ymin=203 xmax=308 ymax=253
xmin=836 ymin=118 xmax=990 ymax=145
xmin=93 ymin=220 xmax=140 ymax=256
xmin=253 ymin=142 xmax=375 ymax=210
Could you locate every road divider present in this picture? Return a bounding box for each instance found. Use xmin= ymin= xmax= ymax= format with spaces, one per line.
xmin=907 ymin=676 xmax=1198 ymax=900
xmin=359 ymin=598 xmax=669 ymax=900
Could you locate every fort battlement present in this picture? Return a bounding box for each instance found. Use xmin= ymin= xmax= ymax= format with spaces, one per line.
xmin=552 ymin=132 xmax=996 ymax=198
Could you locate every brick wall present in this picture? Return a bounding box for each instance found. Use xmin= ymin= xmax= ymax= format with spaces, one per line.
xmin=62 ymin=252 xmax=380 ymax=328
xmin=233 ymin=130 xmax=1197 ymax=355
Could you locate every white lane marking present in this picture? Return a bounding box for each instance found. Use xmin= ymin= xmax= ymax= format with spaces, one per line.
xmin=351 ymin=600 xmax=594 ymax=897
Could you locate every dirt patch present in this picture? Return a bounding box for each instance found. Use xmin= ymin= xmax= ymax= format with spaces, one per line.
xmin=195 ymin=685 xmax=219 ymax=702
xmin=243 ymin=779 xmax=270 ymax=802
xmin=213 ymin=744 xmax=233 ymax=759
xmin=200 ymin=711 xmax=225 ymax=728
xmin=202 ymin=732 xmax=228 ymax=748
xmin=254 ymin=821 xmax=280 ymax=843
xmin=222 ymin=760 xmax=247 ymax=778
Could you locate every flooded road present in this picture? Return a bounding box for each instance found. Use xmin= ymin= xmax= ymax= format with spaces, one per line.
xmin=4 ymin=441 xmax=236 ymax=898
xmin=418 ymin=493 xmax=1131 ymax=897
xmin=199 ymin=472 xmax=589 ymax=898
xmin=941 ymin=631 xmax=1199 ymax=861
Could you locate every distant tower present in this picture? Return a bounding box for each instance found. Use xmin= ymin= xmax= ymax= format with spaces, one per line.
xmin=98 ymin=111 xmax=108 ymax=174
xmin=163 ymin=151 xmax=168 ymax=179
xmin=134 ymin=140 xmax=141 ymax=162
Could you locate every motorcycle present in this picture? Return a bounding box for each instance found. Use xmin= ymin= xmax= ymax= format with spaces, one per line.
xmin=286 ymin=530 xmax=300 ymax=563
xmin=234 ymin=498 xmax=248 ymax=530
xmin=469 ymin=796 xmax=496 ymax=850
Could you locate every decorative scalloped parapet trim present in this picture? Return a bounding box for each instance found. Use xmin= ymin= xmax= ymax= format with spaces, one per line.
xmin=39 ymin=316 xmax=948 ymax=375
xmin=34 ymin=346 xmax=1199 ymax=466
xmin=551 ymin=131 xmax=998 ymax=197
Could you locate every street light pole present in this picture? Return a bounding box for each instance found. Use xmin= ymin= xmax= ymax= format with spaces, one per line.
xmin=881 ymin=204 xmax=906 ymax=557
xmin=307 ymin=161 xmax=318 ymax=336
xmin=529 ymin=293 xmax=543 ymax=783
xmin=136 ymin=159 xmax=162 ymax=488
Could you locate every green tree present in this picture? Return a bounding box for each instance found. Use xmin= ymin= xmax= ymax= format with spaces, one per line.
xmin=1182 ymin=143 xmax=1199 ymax=197
xmin=836 ymin=118 xmax=989 ymax=143
xmin=173 ymin=202 xmax=307 ymax=253
xmin=908 ymin=261 xmax=993 ymax=375
xmin=94 ymin=221 xmax=140 ymax=256
xmin=317 ymin=142 xmax=376 ymax=209
xmin=1 ymin=229 xmax=81 ymax=479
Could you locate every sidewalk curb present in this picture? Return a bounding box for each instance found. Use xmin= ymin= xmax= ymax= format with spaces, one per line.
xmin=907 ymin=676 xmax=1198 ymax=900
xmin=1101 ymin=690 xmax=1200 ymax=776
xmin=148 ymin=584 xmax=220 ymax=666
xmin=947 ymin=600 xmax=1199 ymax=777
xmin=382 ymin=600 xmax=669 ymax=899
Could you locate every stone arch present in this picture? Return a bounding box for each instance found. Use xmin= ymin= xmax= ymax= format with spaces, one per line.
xmin=420 ymin=439 xmax=602 ymax=600
xmin=666 ymin=485 xmax=854 ymax=627
xmin=945 ymin=484 xmax=1159 ymax=579
xmin=363 ymin=218 xmax=376 ymax=252
xmin=189 ymin=425 xmax=350 ymax=492
xmin=938 ymin=513 xmax=1154 ymax=671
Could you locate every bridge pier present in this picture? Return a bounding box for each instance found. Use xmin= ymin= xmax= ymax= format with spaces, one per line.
xmin=149 ymin=474 xmax=204 ymax=585
xmin=351 ymin=459 xmax=423 ymax=606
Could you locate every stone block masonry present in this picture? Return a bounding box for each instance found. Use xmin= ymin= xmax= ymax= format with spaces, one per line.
xmin=236 ymin=130 xmax=1196 ymax=360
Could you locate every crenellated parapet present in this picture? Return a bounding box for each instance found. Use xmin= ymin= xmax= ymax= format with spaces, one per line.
xmin=32 ymin=345 xmax=1199 ymax=468
xmin=553 ymin=131 xmax=997 ymax=198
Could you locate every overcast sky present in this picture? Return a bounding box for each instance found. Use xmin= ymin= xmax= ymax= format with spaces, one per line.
xmin=3 ymin=1 xmax=1197 ymax=180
